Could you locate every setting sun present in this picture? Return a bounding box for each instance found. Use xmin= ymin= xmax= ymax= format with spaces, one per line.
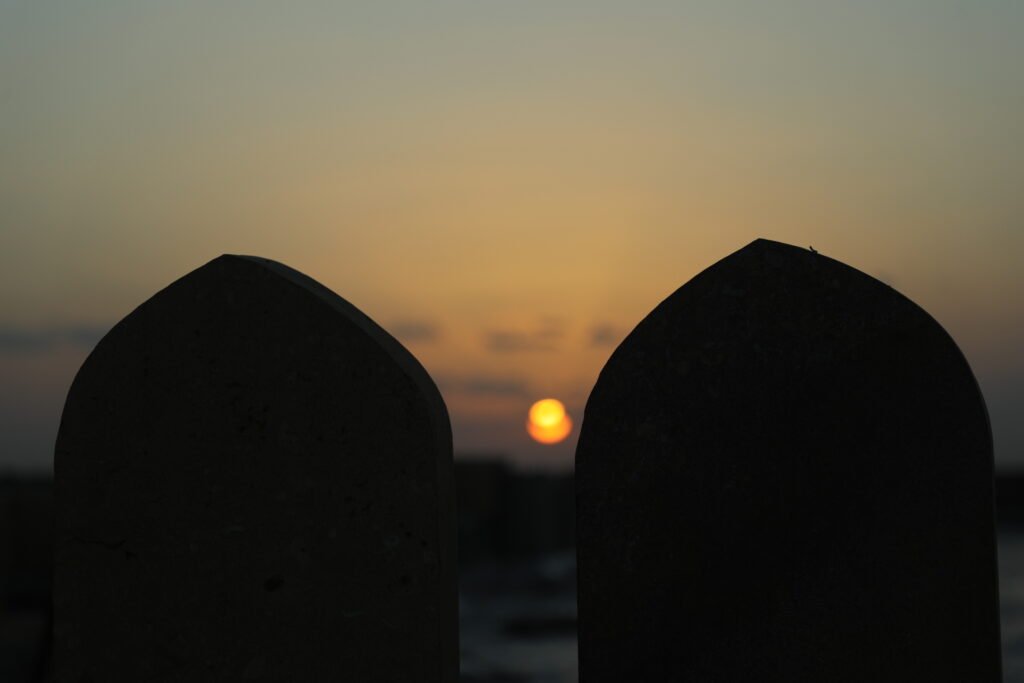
xmin=527 ymin=399 xmax=573 ymax=445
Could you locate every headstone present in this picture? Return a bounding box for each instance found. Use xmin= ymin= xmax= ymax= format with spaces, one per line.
xmin=53 ymin=256 xmax=457 ymax=682
xmin=576 ymin=239 xmax=1000 ymax=681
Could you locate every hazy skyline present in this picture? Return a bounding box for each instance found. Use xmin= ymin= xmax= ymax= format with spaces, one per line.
xmin=2 ymin=1 xmax=1022 ymax=471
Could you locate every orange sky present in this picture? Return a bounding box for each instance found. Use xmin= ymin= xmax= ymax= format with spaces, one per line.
xmin=1 ymin=2 xmax=1022 ymax=471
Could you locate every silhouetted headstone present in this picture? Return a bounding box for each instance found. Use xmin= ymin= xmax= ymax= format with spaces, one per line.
xmin=54 ymin=256 xmax=457 ymax=682
xmin=576 ymin=239 xmax=1000 ymax=682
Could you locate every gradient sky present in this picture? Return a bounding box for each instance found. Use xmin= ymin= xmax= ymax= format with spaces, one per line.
xmin=2 ymin=1 xmax=1022 ymax=472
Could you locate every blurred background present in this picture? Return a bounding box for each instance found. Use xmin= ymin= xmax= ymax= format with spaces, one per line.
xmin=8 ymin=469 xmax=1024 ymax=681
xmin=2 ymin=1 xmax=1022 ymax=680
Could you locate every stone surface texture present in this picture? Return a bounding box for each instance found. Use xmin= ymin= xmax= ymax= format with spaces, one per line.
xmin=576 ymin=239 xmax=1000 ymax=682
xmin=54 ymin=256 xmax=457 ymax=682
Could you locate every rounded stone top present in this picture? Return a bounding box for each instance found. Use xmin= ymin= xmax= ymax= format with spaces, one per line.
xmin=576 ymin=239 xmax=998 ymax=682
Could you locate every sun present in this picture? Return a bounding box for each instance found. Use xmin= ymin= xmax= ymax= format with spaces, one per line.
xmin=527 ymin=398 xmax=573 ymax=444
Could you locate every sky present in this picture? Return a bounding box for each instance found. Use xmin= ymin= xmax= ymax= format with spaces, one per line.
xmin=1 ymin=1 xmax=1021 ymax=473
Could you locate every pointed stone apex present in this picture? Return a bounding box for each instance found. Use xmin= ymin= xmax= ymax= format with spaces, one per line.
xmin=576 ymin=240 xmax=999 ymax=682
xmin=54 ymin=256 xmax=458 ymax=682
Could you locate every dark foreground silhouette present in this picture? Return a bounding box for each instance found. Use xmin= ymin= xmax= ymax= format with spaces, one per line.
xmin=53 ymin=256 xmax=457 ymax=682
xmin=577 ymin=239 xmax=1000 ymax=682
xmin=36 ymin=240 xmax=1000 ymax=681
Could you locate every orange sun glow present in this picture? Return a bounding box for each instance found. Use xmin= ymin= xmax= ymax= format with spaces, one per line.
xmin=527 ymin=398 xmax=573 ymax=444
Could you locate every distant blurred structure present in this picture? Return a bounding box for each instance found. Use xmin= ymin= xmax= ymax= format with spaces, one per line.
xmin=0 ymin=476 xmax=51 ymax=683
xmin=997 ymin=474 xmax=1024 ymax=529
xmin=0 ymin=458 xmax=576 ymax=682
xmin=0 ymin=477 xmax=51 ymax=612
xmin=0 ymin=457 xmax=577 ymax=586
xmin=6 ymin=463 xmax=1020 ymax=682
xmin=455 ymin=457 xmax=574 ymax=564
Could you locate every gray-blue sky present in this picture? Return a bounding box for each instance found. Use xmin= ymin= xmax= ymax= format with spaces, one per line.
xmin=1 ymin=1 xmax=1021 ymax=471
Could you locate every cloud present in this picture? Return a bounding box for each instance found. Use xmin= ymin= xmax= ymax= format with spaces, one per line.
xmin=485 ymin=320 xmax=564 ymax=353
xmin=438 ymin=374 xmax=530 ymax=398
xmin=589 ymin=323 xmax=622 ymax=347
xmin=387 ymin=319 xmax=440 ymax=343
xmin=485 ymin=331 xmax=556 ymax=352
xmin=0 ymin=325 xmax=107 ymax=353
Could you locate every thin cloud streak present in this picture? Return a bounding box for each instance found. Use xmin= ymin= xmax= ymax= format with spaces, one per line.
xmin=438 ymin=374 xmax=531 ymax=398
xmin=0 ymin=325 xmax=107 ymax=353
xmin=484 ymin=328 xmax=563 ymax=353
xmin=590 ymin=323 xmax=622 ymax=347
xmin=387 ymin=320 xmax=440 ymax=343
